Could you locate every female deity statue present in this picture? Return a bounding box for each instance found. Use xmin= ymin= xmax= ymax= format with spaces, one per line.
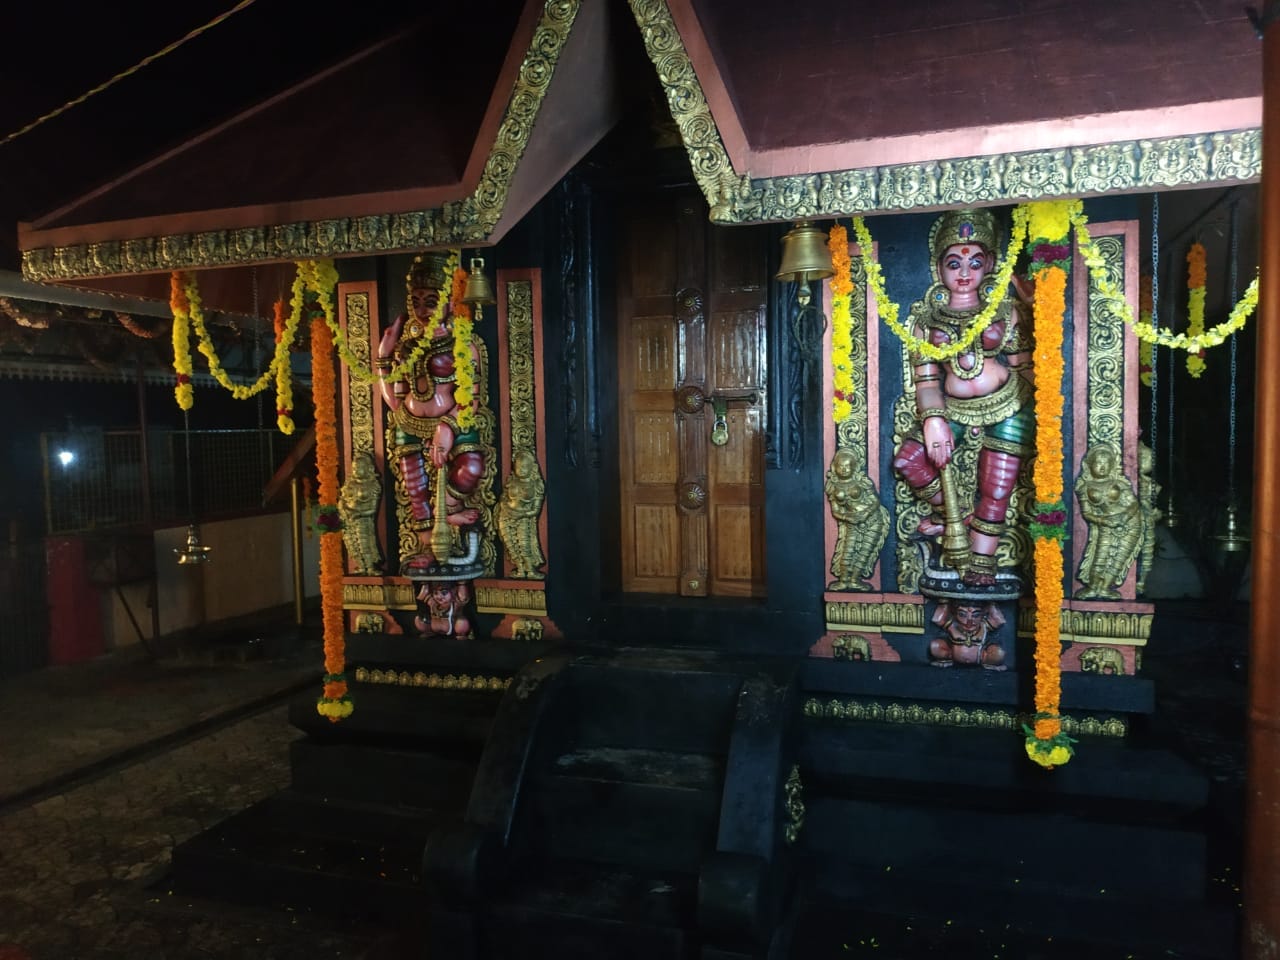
xmin=497 ymin=449 xmax=546 ymax=580
xmin=891 ymin=208 xmax=1034 ymax=586
xmin=824 ymin=448 xmax=889 ymax=592
xmin=376 ymin=254 xmax=484 ymax=573
xmin=1075 ymin=444 xmax=1142 ymax=600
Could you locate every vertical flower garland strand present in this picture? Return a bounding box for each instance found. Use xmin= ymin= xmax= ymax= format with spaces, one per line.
xmin=1138 ymin=278 xmax=1153 ymax=388
xmin=312 ymin=311 xmax=351 ymax=722
xmin=1023 ymin=200 xmax=1076 ymax=770
xmin=1186 ymin=242 xmax=1207 ymax=378
xmin=170 ymin=271 xmax=195 ymax=411
xmin=828 ymin=224 xmax=854 ymax=424
xmin=450 ymin=265 xmax=477 ymax=430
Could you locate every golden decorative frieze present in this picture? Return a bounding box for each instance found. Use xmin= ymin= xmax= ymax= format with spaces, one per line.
xmin=21 ymin=0 xmax=582 ymax=282
xmin=879 ymin=161 xmax=940 ymax=210
xmin=344 ymin=291 xmax=375 ymax=460
xmin=353 ymin=666 xmax=511 ymax=692
xmin=1139 ymin=134 xmax=1211 ymax=188
xmin=1014 ymin=605 xmax=1152 ymax=644
xmin=825 ymin=600 xmax=924 ymax=633
xmin=343 ymin=580 xmax=416 ymax=610
xmin=353 ymin=613 xmax=385 ymax=633
xmin=1003 ymin=149 xmax=1071 ymax=198
xmin=475 ymin=584 xmax=549 ymax=615
xmin=1071 ymin=143 xmax=1138 ymax=194
xmin=938 ymin=156 xmax=1004 ymax=205
xmin=1085 ymin=235 xmax=1127 ymax=451
xmin=803 ymin=697 xmax=1127 ymax=738
xmin=505 ymin=281 xmax=538 ymax=456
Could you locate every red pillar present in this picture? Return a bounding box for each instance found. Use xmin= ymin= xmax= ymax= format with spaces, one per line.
xmin=1246 ymin=7 xmax=1280 ymax=956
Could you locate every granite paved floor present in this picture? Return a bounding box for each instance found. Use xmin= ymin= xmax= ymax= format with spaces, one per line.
xmin=0 ymin=630 xmax=388 ymax=959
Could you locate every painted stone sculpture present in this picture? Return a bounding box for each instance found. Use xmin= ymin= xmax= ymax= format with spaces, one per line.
xmin=891 ymin=207 xmax=1034 ymax=588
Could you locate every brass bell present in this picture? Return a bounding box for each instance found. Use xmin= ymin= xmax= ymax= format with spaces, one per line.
xmin=776 ymin=221 xmax=835 ymax=284
xmin=1214 ymin=501 xmax=1250 ymax=553
xmin=175 ymin=523 xmax=213 ymax=565
xmin=461 ymin=256 xmax=496 ymax=307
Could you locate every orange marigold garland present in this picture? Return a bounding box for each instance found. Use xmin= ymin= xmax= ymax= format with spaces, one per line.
xmin=311 ymin=314 xmax=351 ymax=722
xmin=1186 ymin=242 xmax=1207 ymax=378
xmin=828 ymin=224 xmax=855 ymax=424
xmin=170 ymin=271 xmax=195 ymax=411
xmin=1023 ymin=201 xmax=1076 ymax=769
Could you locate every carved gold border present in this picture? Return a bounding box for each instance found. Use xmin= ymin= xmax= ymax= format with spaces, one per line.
xmin=627 ymin=1 xmax=1258 ymax=225
xmin=803 ymin=697 xmax=1127 ymax=737
xmin=825 ymin=600 xmax=924 ymax=634
xmin=353 ymin=666 xmax=511 ymax=692
xmin=21 ymin=1 xmax=582 ymax=283
xmin=343 ymin=580 xmax=416 ymax=611
xmin=475 ymin=583 xmax=549 ymax=615
xmin=1013 ymin=605 xmax=1152 ymax=644
xmin=344 ymin=291 xmax=375 ymax=461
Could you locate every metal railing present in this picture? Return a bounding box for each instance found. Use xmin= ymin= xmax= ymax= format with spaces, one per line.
xmin=41 ymin=428 xmax=283 ymax=536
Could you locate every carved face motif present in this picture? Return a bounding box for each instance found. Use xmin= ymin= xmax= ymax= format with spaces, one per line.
xmin=954 ymin=604 xmax=985 ymax=635
xmin=938 ymin=243 xmax=992 ymax=298
xmin=513 ymin=450 xmax=537 ymax=478
xmin=831 ymin=449 xmax=856 ymax=480
xmin=1087 ymin=446 xmax=1115 ymax=478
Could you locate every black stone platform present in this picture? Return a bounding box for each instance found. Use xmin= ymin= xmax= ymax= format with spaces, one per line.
xmin=421 ymin=648 xmax=803 ymax=960
xmin=168 ymin=633 xmax=550 ymax=921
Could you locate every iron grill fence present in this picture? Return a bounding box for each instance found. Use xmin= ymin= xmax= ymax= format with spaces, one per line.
xmin=41 ymin=428 xmax=283 ymax=536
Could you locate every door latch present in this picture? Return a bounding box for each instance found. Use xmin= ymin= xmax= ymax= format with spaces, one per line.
xmin=710 ymin=397 xmax=729 ymax=446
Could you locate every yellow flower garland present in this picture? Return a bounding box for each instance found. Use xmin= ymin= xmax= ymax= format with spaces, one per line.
xmin=317 ymin=252 xmax=457 ymax=385
xmin=1138 ymin=279 xmax=1153 ymax=388
xmin=1186 ymin=243 xmax=1207 ymax=378
xmin=170 ymin=272 xmax=195 ymax=411
xmin=828 ymin=225 xmax=854 ymax=424
xmin=853 ymin=206 xmax=1029 ymax=362
xmin=449 ymin=266 xmax=477 ymax=430
xmin=1073 ymin=213 xmax=1258 ymax=352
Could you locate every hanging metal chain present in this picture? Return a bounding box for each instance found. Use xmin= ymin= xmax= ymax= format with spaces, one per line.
xmin=1166 ymin=299 xmax=1176 ymax=501
xmin=1149 ymin=195 xmax=1159 ymax=465
xmin=1229 ymin=204 xmax=1240 ymax=503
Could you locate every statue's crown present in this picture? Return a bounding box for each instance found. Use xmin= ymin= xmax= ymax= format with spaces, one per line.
xmin=406 ymin=252 xmax=453 ymax=293
xmin=929 ymin=208 xmax=999 ymax=262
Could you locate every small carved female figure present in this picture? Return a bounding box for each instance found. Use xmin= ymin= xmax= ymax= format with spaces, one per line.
xmin=497 ymin=449 xmax=546 ymax=580
xmin=1075 ymin=444 xmax=1142 ymax=599
xmin=338 ymin=452 xmax=383 ymax=575
xmin=825 ymin=448 xmax=889 ymax=591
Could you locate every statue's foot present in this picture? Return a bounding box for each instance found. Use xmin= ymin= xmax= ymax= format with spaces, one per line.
xmin=404 ymin=551 xmax=437 ymax=572
xmin=447 ymin=508 xmax=481 ymax=526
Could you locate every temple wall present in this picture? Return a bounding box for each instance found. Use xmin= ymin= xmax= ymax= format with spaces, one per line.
xmin=105 ymin=512 xmax=319 ymax=648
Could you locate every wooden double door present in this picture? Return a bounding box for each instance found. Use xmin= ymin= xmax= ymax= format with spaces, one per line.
xmin=617 ymin=193 xmax=768 ymax=598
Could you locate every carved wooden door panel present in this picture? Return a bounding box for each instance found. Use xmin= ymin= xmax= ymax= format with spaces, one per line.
xmin=618 ymin=193 xmax=767 ymax=597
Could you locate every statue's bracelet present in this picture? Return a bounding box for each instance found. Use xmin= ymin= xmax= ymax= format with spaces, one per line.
xmin=374 ymin=356 xmax=394 ymax=370
xmin=919 ymin=407 xmax=947 ymax=421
